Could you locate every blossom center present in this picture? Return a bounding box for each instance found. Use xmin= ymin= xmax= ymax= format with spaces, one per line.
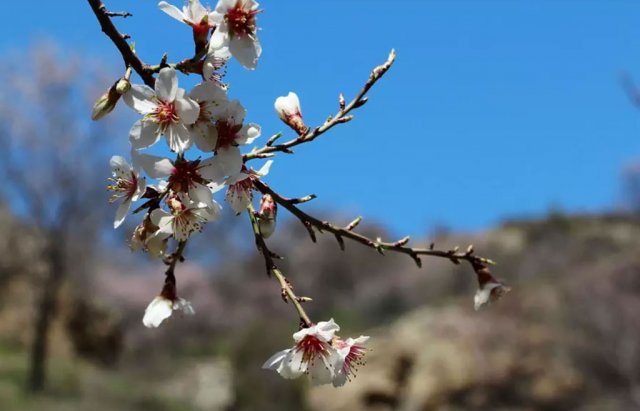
xmin=153 ymin=100 xmax=179 ymax=127
xmin=295 ymin=335 xmax=331 ymax=369
xmin=215 ymin=120 xmax=242 ymax=150
xmin=340 ymin=343 xmax=367 ymax=380
xmin=225 ymin=2 xmax=259 ymax=38
xmin=169 ymin=160 xmax=206 ymax=193
xmin=108 ymin=171 xmax=138 ymax=202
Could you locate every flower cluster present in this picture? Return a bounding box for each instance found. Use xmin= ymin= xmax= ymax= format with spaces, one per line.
xmin=262 ymin=319 xmax=369 ymax=387
xmin=105 ymin=0 xmax=272 ymax=328
xmin=93 ymin=0 xmax=504 ymax=390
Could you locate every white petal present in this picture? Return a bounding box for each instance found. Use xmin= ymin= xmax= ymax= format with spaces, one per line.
xmin=314 ymin=319 xmax=340 ymax=342
xmin=190 ymin=81 xmax=228 ymax=103
xmin=136 ymin=154 xmax=174 ymax=179
xmin=188 ymin=182 xmax=214 ymax=207
xmin=191 ymin=121 xmax=217 ymax=152
xmin=174 ymin=298 xmax=195 ymax=315
xmin=113 ymin=198 xmax=132 ymax=229
xmin=155 ymin=67 xmax=178 ymax=102
xmin=229 ymin=34 xmax=261 ymax=70
xmin=236 ymin=123 xmax=261 ymax=146
xmin=262 ymin=349 xmax=290 ymax=370
xmin=255 ymin=159 xmax=273 ymax=176
xmin=215 ymin=146 xmax=243 ymax=176
xmin=132 ymin=176 xmax=147 ymax=201
xmin=226 ymin=185 xmax=251 ymax=214
xmin=110 ymin=155 xmax=131 ymax=172
xmin=176 ymin=95 xmax=200 ymax=125
xmin=198 ymin=156 xmax=226 ymax=184
xmin=166 ymin=123 xmax=192 ymax=153
xmin=209 ymin=21 xmax=229 ymax=48
xmin=187 ymin=0 xmax=207 ymax=23
xmin=142 ymin=296 xmax=174 ymax=328
xmin=129 ymin=120 xmax=162 ymax=150
xmin=123 ymin=85 xmax=157 ymax=115
xmin=150 ymin=208 xmax=174 ymax=235
xmin=307 ymin=353 xmax=336 ymax=386
xmin=158 ymin=1 xmax=188 ymax=23
xmin=474 ymin=282 xmax=501 ymax=310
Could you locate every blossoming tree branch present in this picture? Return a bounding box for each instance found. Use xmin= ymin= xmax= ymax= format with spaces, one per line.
xmin=88 ymin=0 xmax=510 ymax=387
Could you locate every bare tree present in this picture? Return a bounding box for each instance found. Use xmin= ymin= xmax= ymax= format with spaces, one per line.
xmin=0 ymin=43 xmax=118 ymax=392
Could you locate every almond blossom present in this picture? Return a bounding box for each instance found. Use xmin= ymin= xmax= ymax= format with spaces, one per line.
xmin=474 ymin=267 xmax=511 ymax=310
xmin=262 ymin=319 xmax=341 ymax=385
xmin=108 ymin=155 xmax=146 ymax=229
xmin=150 ymin=195 xmax=221 ymax=242
xmin=212 ymin=160 xmax=272 ymax=214
xmin=123 ymin=67 xmax=200 ymax=153
xmin=275 ymin=92 xmax=307 ymax=135
xmin=195 ymin=99 xmax=261 ymax=179
xmin=332 ymin=336 xmax=369 ymax=387
xmin=134 ymin=153 xmax=226 ymax=207
xmin=143 ymin=294 xmax=195 ymax=328
xmin=257 ymin=193 xmax=277 ymax=238
xmin=158 ymin=0 xmax=214 ymax=52
xmin=210 ymin=0 xmax=262 ymax=69
xmin=189 ymin=81 xmax=229 ymax=150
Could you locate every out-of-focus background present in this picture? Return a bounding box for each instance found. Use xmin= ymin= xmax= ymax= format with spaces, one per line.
xmin=1 ymin=1 xmax=640 ymax=410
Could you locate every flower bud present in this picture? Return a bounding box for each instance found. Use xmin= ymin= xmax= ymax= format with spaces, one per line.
xmin=115 ymin=77 xmax=131 ymax=94
xmin=91 ymin=77 xmax=130 ymax=121
xmin=91 ymin=86 xmax=120 ymax=121
xmin=274 ymin=92 xmax=307 ymax=135
xmin=472 ymin=261 xmax=510 ymax=310
xmin=258 ymin=194 xmax=277 ymax=238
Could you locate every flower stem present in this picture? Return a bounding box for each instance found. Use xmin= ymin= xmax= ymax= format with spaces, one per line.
xmin=247 ymin=204 xmax=312 ymax=327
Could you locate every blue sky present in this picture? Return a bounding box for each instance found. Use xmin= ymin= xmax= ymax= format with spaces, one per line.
xmin=6 ymin=0 xmax=640 ymax=237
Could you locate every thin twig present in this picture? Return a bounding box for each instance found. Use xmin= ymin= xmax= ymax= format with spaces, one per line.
xmin=244 ymin=49 xmax=396 ymax=161
xmin=247 ymin=204 xmax=313 ymax=327
xmin=253 ymin=179 xmax=495 ymax=271
xmin=87 ymin=0 xmax=156 ymax=87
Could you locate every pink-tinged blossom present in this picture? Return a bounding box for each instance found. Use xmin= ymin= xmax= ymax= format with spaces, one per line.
xmin=150 ymin=195 xmax=221 ymax=242
xmin=213 ymin=160 xmax=271 ymax=214
xmin=123 ymin=67 xmax=200 ymax=153
xmin=194 ymin=100 xmax=261 ymax=180
xmin=134 ymin=153 xmax=226 ymax=207
xmin=473 ymin=266 xmax=511 ymax=310
xmin=158 ymin=0 xmax=215 ymax=52
xmin=274 ymin=92 xmax=307 ymax=135
xmin=262 ymin=319 xmax=341 ymax=385
xmin=143 ymin=286 xmax=195 ymax=328
xmin=332 ymin=336 xmax=369 ymax=387
xmin=189 ymin=82 xmax=229 ymax=151
xmin=257 ymin=193 xmax=277 ymax=238
xmin=210 ymin=0 xmax=262 ymax=69
xmin=108 ymin=156 xmax=146 ymax=229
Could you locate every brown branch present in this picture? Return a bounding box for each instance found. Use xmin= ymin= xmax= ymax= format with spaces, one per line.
xmin=247 ymin=205 xmax=313 ymax=327
xmin=253 ymin=179 xmax=495 ymax=271
xmin=87 ymin=0 xmax=155 ymax=87
xmin=244 ymin=49 xmax=396 ymax=161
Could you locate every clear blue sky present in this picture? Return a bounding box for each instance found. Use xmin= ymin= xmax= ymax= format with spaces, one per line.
xmin=6 ymin=0 xmax=640 ymax=237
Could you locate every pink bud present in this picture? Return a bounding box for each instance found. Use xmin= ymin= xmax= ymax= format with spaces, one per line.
xmin=258 ymin=194 xmax=277 ymax=238
xmin=274 ymin=92 xmax=307 ymax=135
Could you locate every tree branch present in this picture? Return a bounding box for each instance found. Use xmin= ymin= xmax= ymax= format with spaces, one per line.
xmin=87 ymin=0 xmax=155 ymax=87
xmin=247 ymin=204 xmax=313 ymax=327
xmin=244 ymin=49 xmax=396 ymax=161
xmin=253 ymin=179 xmax=495 ymax=271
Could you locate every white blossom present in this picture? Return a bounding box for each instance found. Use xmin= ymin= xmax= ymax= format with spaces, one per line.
xmin=194 ymin=100 xmax=261 ymax=180
xmin=143 ymin=295 xmax=195 ymax=328
xmin=213 ymin=160 xmax=272 ymax=214
xmin=123 ymin=67 xmax=200 ymax=153
xmin=274 ymin=92 xmax=307 ymax=134
xmin=210 ymin=0 xmax=262 ymax=69
xmin=474 ymin=280 xmax=510 ymax=310
xmin=159 ymin=0 xmax=214 ymax=28
xmin=332 ymin=336 xmax=369 ymax=387
xmin=262 ymin=319 xmax=341 ymax=385
xmin=134 ymin=153 xmax=225 ymax=207
xmin=149 ymin=196 xmax=221 ymax=242
xmin=189 ymin=82 xmax=229 ymax=151
xmin=108 ymin=156 xmax=146 ymax=229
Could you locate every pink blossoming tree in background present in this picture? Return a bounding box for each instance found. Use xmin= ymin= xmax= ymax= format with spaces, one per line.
xmin=88 ymin=0 xmax=509 ymax=387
